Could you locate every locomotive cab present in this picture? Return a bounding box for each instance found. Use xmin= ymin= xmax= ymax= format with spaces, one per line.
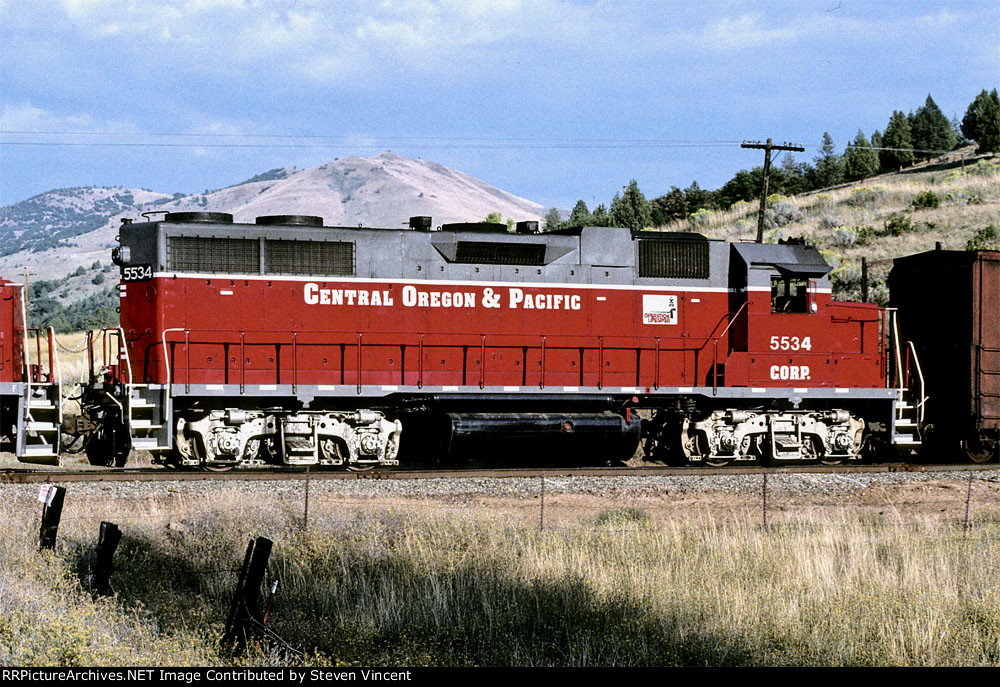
xmin=722 ymin=241 xmax=831 ymax=388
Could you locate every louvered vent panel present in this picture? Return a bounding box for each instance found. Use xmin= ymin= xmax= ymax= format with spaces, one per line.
xmin=638 ymin=239 xmax=709 ymax=278
xmin=167 ymin=237 xmax=260 ymax=274
xmin=265 ymin=240 xmax=355 ymax=276
xmin=454 ymin=241 xmax=546 ymax=266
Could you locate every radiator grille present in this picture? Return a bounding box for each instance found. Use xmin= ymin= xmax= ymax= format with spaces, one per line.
xmin=638 ymin=239 xmax=709 ymax=278
xmin=454 ymin=241 xmax=546 ymax=265
xmin=167 ymin=237 xmax=260 ymax=274
xmin=265 ymin=240 xmax=355 ymax=276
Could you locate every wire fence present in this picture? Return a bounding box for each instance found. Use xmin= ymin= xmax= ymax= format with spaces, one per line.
xmin=4 ymin=471 xmax=999 ymax=543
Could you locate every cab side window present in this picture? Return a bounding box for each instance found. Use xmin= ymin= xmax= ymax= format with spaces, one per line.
xmin=771 ymin=276 xmax=809 ymax=313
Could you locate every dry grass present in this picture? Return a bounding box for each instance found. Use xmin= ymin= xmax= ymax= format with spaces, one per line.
xmin=662 ymin=156 xmax=1000 ymax=302
xmin=1 ymin=486 xmax=998 ymax=667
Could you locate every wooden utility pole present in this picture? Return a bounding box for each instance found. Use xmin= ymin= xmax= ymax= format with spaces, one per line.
xmin=22 ymin=267 xmax=32 ymax=321
xmin=741 ymin=138 xmax=805 ymax=242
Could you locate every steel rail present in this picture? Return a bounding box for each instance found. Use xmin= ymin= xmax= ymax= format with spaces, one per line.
xmin=0 ymin=463 xmax=996 ymax=484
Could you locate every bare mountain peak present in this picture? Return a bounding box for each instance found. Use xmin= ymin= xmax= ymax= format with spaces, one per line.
xmin=0 ymin=152 xmax=543 ymax=284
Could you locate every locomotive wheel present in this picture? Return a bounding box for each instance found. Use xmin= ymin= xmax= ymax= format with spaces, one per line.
xmin=704 ymin=456 xmax=733 ymax=467
xmin=814 ymin=439 xmax=844 ymax=466
xmin=964 ymin=437 xmax=998 ymax=464
xmin=346 ymin=463 xmax=376 ymax=473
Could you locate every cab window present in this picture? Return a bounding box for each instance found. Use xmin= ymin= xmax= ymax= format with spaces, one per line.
xmin=771 ymin=276 xmax=809 ymax=313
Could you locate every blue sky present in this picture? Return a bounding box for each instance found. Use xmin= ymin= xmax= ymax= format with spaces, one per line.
xmin=1 ymin=0 xmax=997 ymax=211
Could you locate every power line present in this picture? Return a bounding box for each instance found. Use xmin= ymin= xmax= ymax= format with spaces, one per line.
xmin=0 ymin=129 xmax=865 ymax=152
xmin=0 ymin=140 xmax=743 ymax=150
xmin=846 ymin=144 xmax=958 ymax=154
xmin=2 ymin=129 xmax=743 ymax=144
xmin=0 ymin=130 xmax=743 ymax=150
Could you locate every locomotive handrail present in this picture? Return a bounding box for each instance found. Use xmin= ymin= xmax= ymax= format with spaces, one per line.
xmin=48 ymin=327 xmax=63 ymax=431
xmin=695 ymin=301 xmax=748 ymax=355
xmin=717 ymin=300 xmax=749 ymax=341
xmin=17 ymin=283 xmax=31 ymax=414
xmin=161 ymin=328 xmax=187 ymax=389
xmin=117 ymin=327 xmax=134 ymax=387
xmin=907 ymin=340 xmax=927 ymax=424
xmin=156 ymin=325 xmax=760 ymax=392
xmin=711 ymin=301 xmax=749 ymax=395
xmin=888 ymin=308 xmax=904 ymax=390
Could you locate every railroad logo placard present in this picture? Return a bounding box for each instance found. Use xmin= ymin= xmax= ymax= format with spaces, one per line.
xmin=37 ymin=484 xmax=57 ymax=505
xmin=642 ymin=294 xmax=678 ymax=325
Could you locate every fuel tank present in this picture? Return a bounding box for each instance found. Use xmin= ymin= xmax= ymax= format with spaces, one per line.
xmin=436 ymin=411 xmax=641 ymax=464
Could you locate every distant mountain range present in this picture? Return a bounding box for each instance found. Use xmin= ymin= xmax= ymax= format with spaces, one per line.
xmin=0 ymin=152 xmax=546 ymax=315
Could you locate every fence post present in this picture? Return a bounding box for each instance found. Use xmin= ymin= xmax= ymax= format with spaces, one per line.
xmin=762 ymin=472 xmax=769 ymax=531
xmin=94 ymin=521 xmax=122 ymax=596
xmin=540 ymin=475 xmax=545 ymax=531
xmin=303 ymin=465 xmax=311 ymax=531
xmin=38 ymin=485 xmax=65 ymax=550
xmin=963 ymin=471 xmax=973 ymax=531
xmin=223 ymin=536 xmax=273 ymax=655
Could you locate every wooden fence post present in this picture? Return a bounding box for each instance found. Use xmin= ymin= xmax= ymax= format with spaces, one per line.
xmin=38 ymin=485 xmax=65 ymax=550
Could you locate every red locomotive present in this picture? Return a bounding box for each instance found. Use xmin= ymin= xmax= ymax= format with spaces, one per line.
xmin=0 ymin=278 xmax=62 ymax=463
xmin=55 ymin=211 xmax=928 ymax=469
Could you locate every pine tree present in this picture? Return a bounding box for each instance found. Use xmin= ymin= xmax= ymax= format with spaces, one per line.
xmin=590 ymin=204 xmax=610 ymax=226
xmin=952 ymin=115 xmax=969 ymax=147
xmin=812 ymin=132 xmax=844 ymax=188
xmin=910 ymin=94 xmax=957 ymax=159
xmin=870 ymin=130 xmax=884 ymax=172
xmin=683 ymin=181 xmax=711 ymax=213
xmin=543 ymin=208 xmax=563 ymax=231
xmin=962 ymin=88 xmax=1000 ymax=154
xmin=779 ymin=154 xmax=811 ymax=195
xmin=844 ymin=130 xmax=879 ymax=181
xmin=609 ymin=179 xmax=652 ymax=230
xmin=881 ymin=111 xmax=915 ymax=170
xmin=567 ymin=200 xmax=591 ymax=226
xmin=651 ymin=187 xmax=688 ymax=225
xmin=716 ymin=168 xmax=763 ymax=208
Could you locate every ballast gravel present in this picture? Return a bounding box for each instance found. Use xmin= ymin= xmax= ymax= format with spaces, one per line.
xmin=1 ymin=470 xmax=993 ymax=503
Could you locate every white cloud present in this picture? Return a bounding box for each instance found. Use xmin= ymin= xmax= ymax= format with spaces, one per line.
xmin=700 ymin=14 xmax=821 ymax=51
xmin=7 ymin=1 xmax=990 ymax=90
xmin=0 ymin=101 xmax=134 ymax=133
xmin=38 ymin=0 xmax=599 ymax=84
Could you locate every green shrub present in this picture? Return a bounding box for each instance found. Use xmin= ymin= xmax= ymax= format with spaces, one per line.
xmin=845 ymin=187 xmax=884 ymax=207
xmin=811 ymin=193 xmax=833 ymax=208
xmin=730 ymin=200 xmax=753 ymax=216
xmin=765 ymin=202 xmax=804 ymax=229
xmin=911 ymin=190 xmax=940 ymax=210
xmin=688 ymin=208 xmax=712 ymax=228
xmin=967 ymin=224 xmax=999 ymax=251
xmin=830 ymin=227 xmax=857 ymax=248
xmin=855 ymin=225 xmax=877 ymax=246
xmin=817 ymin=214 xmax=842 ymax=230
xmin=593 ymin=507 xmax=652 ymax=527
xmin=882 ymin=213 xmax=913 ymax=237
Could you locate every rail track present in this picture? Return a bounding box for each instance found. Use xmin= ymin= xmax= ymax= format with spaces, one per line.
xmin=1 ymin=463 xmax=997 ymax=484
